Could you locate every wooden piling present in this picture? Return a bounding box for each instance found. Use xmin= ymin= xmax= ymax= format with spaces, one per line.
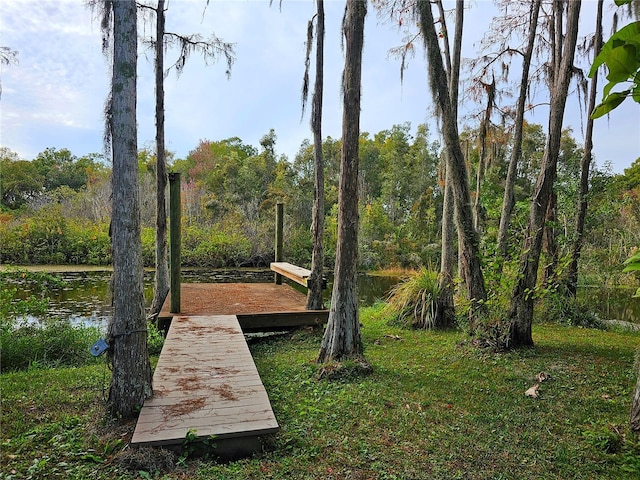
xmin=274 ymin=202 xmax=283 ymax=285
xmin=169 ymin=172 xmax=181 ymax=313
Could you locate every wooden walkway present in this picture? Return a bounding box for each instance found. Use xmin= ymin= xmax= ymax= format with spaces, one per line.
xmin=131 ymin=315 xmax=279 ymax=453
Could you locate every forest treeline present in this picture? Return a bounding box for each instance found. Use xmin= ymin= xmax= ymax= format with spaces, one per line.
xmin=1 ymin=121 xmax=639 ymax=281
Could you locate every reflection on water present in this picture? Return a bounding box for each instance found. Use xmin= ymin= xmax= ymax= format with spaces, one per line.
xmin=577 ymin=286 xmax=640 ymax=324
xmin=4 ymin=269 xmax=639 ymax=328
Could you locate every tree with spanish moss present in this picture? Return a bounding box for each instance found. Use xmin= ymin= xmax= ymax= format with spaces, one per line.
xmin=143 ymin=0 xmax=234 ymax=316
xmin=372 ymin=0 xmax=467 ymax=328
xmin=495 ymin=0 xmax=543 ymax=265
xmin=302 ymin=0 xmax=326 ymax=311
xmin=101 ymin=0 xmax=153 ymax=417
xmin=416 ymin=0 xmax=487 ymax=322
xmin=565 ymin=0 xmax=604 ymax=297
xmin=435 ymin=0 xmax=464 ymax=329
xmin=505 ymin=0 xmax=582 ymax=347
xmin=318 ymin=0 xmax=367 ymax=363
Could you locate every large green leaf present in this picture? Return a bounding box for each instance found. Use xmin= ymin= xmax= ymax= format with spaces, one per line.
xmin=623 ymin=263 xmax=640 ymax=272
xmin=624 ymin=250 xmax=640 ymax=265
xmin=591 ymin=90 xmax=629 ymax=118
xmin=590 ymin=22 xmax=640 ymax=77
xmin=604 ymin=44 xmax=639 ymax=82
xmin=622 ymin=249 xmax=640 ymax=273
xmin=633 ymin=82 xmax=640 ymax=102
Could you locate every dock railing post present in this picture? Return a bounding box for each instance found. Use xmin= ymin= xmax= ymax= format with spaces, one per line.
xmin=169 ymin=172 xmax=181 ymax=313
xmin=275 ymin=202 xmax=284 ymax=285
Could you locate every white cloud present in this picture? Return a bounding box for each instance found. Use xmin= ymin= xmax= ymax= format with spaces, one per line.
xmin=0 ymin=0 xmax=637 ymax=174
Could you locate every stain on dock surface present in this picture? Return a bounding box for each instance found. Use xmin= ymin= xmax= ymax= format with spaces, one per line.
xmin=159 ymin=282 xmax=308 ymax=317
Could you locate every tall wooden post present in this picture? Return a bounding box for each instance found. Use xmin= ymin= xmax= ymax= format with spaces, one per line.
xmin=169 ymin=172 xmax=181 ymax=313
xmin=274 ymin=202 xmax=284 ymax=285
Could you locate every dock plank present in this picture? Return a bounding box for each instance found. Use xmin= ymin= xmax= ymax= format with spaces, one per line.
xmin=131 ymin=315 xmax=279 ymax=448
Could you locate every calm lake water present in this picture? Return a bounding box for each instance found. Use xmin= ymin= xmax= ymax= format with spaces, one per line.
xmin=3 ymin=268 xmax=639 ymax=329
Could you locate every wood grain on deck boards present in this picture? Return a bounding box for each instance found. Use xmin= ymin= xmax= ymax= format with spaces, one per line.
xmin=157 ymin=283 xmax=329 ymax=333
xmin=160 ymin=283 xmax=308 ymax=317
xmin=131 ymin=315 xmax=279 ymax=447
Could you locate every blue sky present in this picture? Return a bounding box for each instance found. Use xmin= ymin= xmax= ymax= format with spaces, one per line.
xmin=1 ymin=0 xmax=638 ymax=173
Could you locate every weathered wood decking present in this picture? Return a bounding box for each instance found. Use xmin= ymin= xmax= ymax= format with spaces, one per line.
xmin=131 ymin=315 xmax=279 ymax=453
xmin=134 ymin=281 xmax=328 ymax=455
xmin=158 ymin=282 xmax=328 ymax=332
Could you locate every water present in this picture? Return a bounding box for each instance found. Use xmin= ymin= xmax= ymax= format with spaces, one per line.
xmin=3 ymin=269 xmax=638 ymax=327
xmin=577 ymin=286 xmax=640 ymax=324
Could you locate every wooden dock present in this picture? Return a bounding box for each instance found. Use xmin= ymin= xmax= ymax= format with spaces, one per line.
xmin=158 ymin=282 xmax=328 ymax=332
xmin=133 ymin=281 xmax=329 ymax=455
xmin=131 ymin=315 xmax=279 ymax=454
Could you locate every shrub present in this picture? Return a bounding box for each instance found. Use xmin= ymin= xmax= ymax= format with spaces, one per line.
xmin=0 ymin=270 xmax=101 ymax=371
xmin=182 ymin=226 xmax=251 ymax=267
xmin=141 ymin=227 xmax=156 ymax=267
xmin=0 ymin=319 xmax=101 ymax=371
xmin=147 ymin=321 xmax=165 ymax=356
xmin=383 ymin=268 xmax=443 ymax=329
xmin=0 ymin=212 xmax=111 ymax=265
xmin=285 ymin=225 xmax=313 ymax=266
xmin=537 ymin=291 xmax=604 ymax=329
xmin=65 ymin=221 xmax=110 ymax=265
xmin=466 ymin=301 xmax=513 ymax=352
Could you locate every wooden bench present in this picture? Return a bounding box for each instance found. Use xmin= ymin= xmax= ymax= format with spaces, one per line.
xmin=270 ymin=262 xmax=311 ymax=287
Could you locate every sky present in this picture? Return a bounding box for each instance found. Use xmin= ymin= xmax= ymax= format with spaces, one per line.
xmin=1 ymin=0 xmax=639 ymax=174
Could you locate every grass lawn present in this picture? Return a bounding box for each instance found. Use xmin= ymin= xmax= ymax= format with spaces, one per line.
xmin=1 ymin=305 xmax=639 ymax=479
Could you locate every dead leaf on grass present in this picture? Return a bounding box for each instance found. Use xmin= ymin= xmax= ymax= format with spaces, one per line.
xmin=536 ymin=372 xmax=550 ymax=383
xmin=384 ymin=334 xmax=402 ymax=340
xmin=525 ymin=383 xmax=540 ymax=398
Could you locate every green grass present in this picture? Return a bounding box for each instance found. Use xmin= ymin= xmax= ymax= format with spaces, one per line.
xmin=2 ymin=306 xmax=639 ymax=479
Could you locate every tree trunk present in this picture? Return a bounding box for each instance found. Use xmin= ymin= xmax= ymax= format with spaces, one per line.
xmin=497 ymin=0 xmax=542 ymax=264
xmin=306 ymin=0 xmax=325 ymax=311
xmin=542 ymin=191 xmax=559 ymax=285
xmin=318 ymin=0 xmax=366 ymax=363
xmin=438 ymin=162 xmax=456 ymax=326
xmin=107 ymin=0 xmax=153 ymax=417
xmin=436 ymin=0 xmax=463 ymax=328
xmin=473 ymin=78 xmax=495 ymax=234
xmin=506 ymin=0 xmax=581 ymax=348
xmin=150 ymin=0 xmax=170 ymax=316
xmin=632 ymin=357 xmax=640 ymax=431
xmin=418 ymin=0 xmax=487 ymax=319
xmin=566 ymin=0 xmax=603 ymax=297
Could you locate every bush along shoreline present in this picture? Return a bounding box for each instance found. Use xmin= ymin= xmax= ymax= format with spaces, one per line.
xmin=0 ymin=216 xmax=322 ymax=269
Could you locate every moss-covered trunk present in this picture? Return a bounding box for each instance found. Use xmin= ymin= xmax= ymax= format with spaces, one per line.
xmin=150 ymin=0 xmax=170 ymax=316
xmin=107 ymin=0 xmax=152 ymax=417
xmin=506 ymin=0 xmax=582 ymax=347
xmin=318 ymin=0 xmax=366 ymax=363
xmin=417 ymin=0 xmax=487 ymax=321
xmin=306 ymin=0 xmax=326 ymax=311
